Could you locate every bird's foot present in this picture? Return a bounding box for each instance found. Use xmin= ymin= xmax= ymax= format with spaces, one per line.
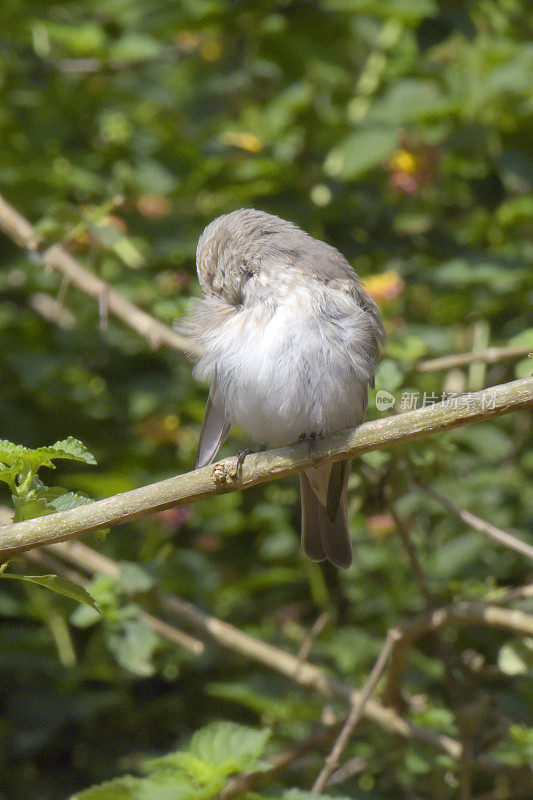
xmin=232 ymin=448 xmax=255 ymax=479
xmin=298 ymin=431 xmax=322 ymax=455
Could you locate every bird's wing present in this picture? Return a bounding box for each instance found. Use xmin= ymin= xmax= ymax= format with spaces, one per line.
xmin=195 ymin=372 xmax=231 ymax=468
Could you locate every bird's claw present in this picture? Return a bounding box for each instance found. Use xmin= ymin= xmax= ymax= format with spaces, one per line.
xmin=298 ymin=431 xmax=322 ymax=455
xmin=232 ymin=448 xmax=253 ymax=479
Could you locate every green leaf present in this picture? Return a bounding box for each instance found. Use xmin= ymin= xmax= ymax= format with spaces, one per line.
xmin=324 ymin=127 xmax=397 ymax=179
xmin=189 ymin=721 xmax=271 ymax=771
xmin=69 ymin=775 xmax=141 ymax=799
xmin=431 ymin=534 xmax=485 ymax=579
xmin=118 ymin=562 xmax=155 ymax=593
xmin=322 ymin=0 xmax=437 ymax=23
xmin=368 ymin=79 xmax=453 ymax=124
xmin=432 ymin=259 xmax=527 ymax=292
xmin=106 ymin=617 xmax=160 ymax=676
xmin=108 ymin=34 xmax=163 ymax=62
xmin=47 ymin=437 xmax=97 ymax=465
xmin=144 ymin=722 xmax=271 ymax=782
xmin=282 ymin=791 xmax=355 ymax=800
xmin=0 ymin=573 xmax=100 ymax=611
xmin=498 ymin=640 xmax=532 ymax=676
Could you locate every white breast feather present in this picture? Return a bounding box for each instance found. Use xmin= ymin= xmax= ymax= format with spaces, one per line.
xmin=194 ymin=281 xmax=372 ymax=448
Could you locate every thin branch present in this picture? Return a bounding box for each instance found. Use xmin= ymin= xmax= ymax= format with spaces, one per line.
xmin=383 ymin=601 xmax=533 ymax=707
xmin=390 ymin=502 xmax=474 ymax=797
xmin=1 ymin=378 xmax=531 ymax=557
xmin=312 ymin=628 xmax=400 ymax=794
xmin=47 ymin=541 xmax=506 ymax=771
xmin=28 ymin=292 xmax=76 ymax=330
xmin=416 ymin=482 xmax=533 ymax=561
xmin=51 ymin=43 xmax=184 ymax=75
xmin=297 ymin=611 xmax=331 ymax=663
xmin=220 ymin=721 xmax=343 ymax=799
xmin=390 ymin=505 xmax=435 ymax=607
xmin=0 ymin=193 xmax=193 ymax=354
xmin=493 ymin=584 xmax=533 ymax=602
xmin=416 ymin=345 xmax=532 ymax=372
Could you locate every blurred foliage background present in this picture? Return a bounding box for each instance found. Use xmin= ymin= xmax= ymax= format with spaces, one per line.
xmin=0 ymin=0 xmax=532 ymax=798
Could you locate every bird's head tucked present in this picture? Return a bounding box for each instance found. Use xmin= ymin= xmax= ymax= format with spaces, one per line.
xmin=196 ymin=208 xmax=300 ymax=304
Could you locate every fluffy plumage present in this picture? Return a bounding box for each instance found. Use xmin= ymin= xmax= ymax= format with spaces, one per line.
xmin=181 ymin=209 xmax=383 ymax=568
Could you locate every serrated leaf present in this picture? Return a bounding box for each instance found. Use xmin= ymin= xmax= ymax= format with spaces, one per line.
xmin=69 ymin=770 xmax=201 ymax=800
xmin=189 ymin=721 xmax=271 ymax=771
xmin=48 ymin=491 xmax=93 ymax=513
xmin=0 ymin=437 xmax=96 ymax=470
xmin=0 ymin=573 xmax=100 ymax=611
xmin=0 ymin=462 xmax=20 ymax=490
xmin=47 ymin=437 xmax=97 ymax=465
xmin=69 ymin=775 xmax=141 ymax=799
xmin=0 ymin=440 xmax=32 ymax=463
xmin=145 ymin=751 xmax=220 ymax=784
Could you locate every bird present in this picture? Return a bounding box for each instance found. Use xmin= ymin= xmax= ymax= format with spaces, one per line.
xmin=181 ymin=209 xmax=383 ymax=568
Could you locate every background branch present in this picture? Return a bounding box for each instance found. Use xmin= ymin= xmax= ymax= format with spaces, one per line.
xmin=312 ymin=628 xmax=400 ymax=794
xmin=37 ymin=541 xmax=516 ymax=773
xmin=1 ymin=377 xmax=531 ymax=557
xmin=24 ymin=547 xmax=204 ymax=655
xmin=416 ymin=345 xmax=532 ymax=372
xmin=415 ymin=481 xmax=533 ymax=560
xmin=0 ymin=193 xmax=193 ymax=353
xmin=383 ymin=599 xmax=533 ymax=707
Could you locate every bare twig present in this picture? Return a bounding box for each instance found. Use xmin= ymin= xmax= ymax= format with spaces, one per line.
xmin=28 ymin=292 xmax=75 ymax=330
xmin=392 ymin=501 xmax=474 ymax=795
xmin=52 ymin=43 xmax=184 ymax=75
xmin=1 ymin=378 xmax=531 ymax=557
xmin=390 ymin=505 xmax=435 ymax=607
xmin=383 ymin=601 xmax=533 ymax=707
xmin=416 ymin=482 xmax=533 ymax=561
xmin=46 ymin=541 xmax=509 ymax=772
xmin=416 ymin=345 xmax=532 ymax=372
xmin=312 ymin=628 xmax=400 ymax=794
xmin=297 ymin=611 xmax=331 ymax=663
xmin=0 ymin=193 xmax=193 ymax=354
xmin=220 ymin=721 xmax=342 ymax=799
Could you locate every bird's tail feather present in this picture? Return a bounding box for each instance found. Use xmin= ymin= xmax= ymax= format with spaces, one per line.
xmin=300 ymin=466 xmax=352 ymax=569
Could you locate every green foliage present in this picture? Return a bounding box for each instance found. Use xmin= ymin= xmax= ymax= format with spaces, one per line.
xmin=68 ymin=721 xmax=270 ymax=799
xmin=0 ymin=437 xmax=95 ymax=521
xmin=0 ymin=570 xmax=99 ymax=612
xmin=0 ymin=0 xmax=532 ymax=798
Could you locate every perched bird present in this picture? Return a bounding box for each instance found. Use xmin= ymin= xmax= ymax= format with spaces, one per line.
xmin=181 ymin=209 xmax=383 ymax=568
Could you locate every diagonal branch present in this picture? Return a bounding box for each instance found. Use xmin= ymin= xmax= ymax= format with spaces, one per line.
xmin=415 ymin=482 xmax=533 ymax=561
xmin=0 ymin=193 xmax=193 ymax=353
xmin=43 ymin=541 xmax=510 ymax=771
xmin=0 ymin=377 xmax=532 ymax=557
xmin=312 ymin=628 xmax=400 ymax=793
